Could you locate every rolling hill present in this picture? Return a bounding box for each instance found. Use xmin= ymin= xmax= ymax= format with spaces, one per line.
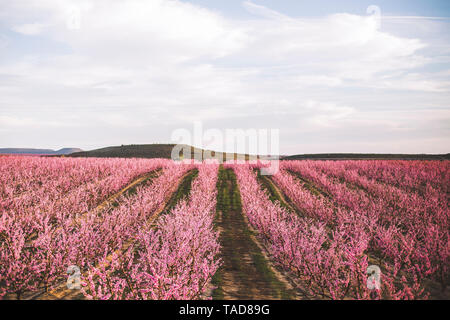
xmin=0 ymin=148 xmax=83 ymax=155
xmin=68 ymin=144 xmax=263 ymax=161
xmin=4 ymin=144 xmax=448 ymax=160
xmin=69 ymin=145 xmax=449 ymax=161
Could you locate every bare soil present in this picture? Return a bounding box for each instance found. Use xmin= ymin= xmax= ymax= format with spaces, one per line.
xmin=212 ymin=167 xmax=298 ymax=300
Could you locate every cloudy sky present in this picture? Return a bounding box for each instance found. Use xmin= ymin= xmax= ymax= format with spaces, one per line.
xmin=0 ymin=0 xmax=449 ymax=154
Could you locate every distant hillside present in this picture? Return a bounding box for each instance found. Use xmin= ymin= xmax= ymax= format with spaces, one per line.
xmin=44 ymin=144 xmax=450 ymax=161
xmin=281 ymin=153 xmax=450 ymax=160
xmin=69 ymin=144 xmax=264 ymax=161
xmin=70 ymin=144 xmax=176 ymax=159
xmin=0 ymin=148 xmax=83 ymax=155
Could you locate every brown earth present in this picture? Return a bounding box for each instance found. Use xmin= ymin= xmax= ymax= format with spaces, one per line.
xmin=212 ymin=167 xmax=298 ymax=300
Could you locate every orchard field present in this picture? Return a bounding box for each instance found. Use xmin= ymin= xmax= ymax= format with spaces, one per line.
xmin=0 ymin=156 xmax=448 ymax=300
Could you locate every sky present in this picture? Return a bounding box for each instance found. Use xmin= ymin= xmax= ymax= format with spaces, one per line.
xmin=0 ymin=0 xmax=449 ymax=154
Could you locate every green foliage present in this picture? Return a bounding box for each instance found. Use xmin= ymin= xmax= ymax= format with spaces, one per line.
xmin=212 ymin=166 xmax=294 ymax=300
xmin=255 ymin=169 xmax=291 ymax=210
xmin=164 ymin=169 xmax=199 ymax=213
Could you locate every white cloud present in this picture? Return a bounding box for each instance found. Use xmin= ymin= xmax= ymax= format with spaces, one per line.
xmin=0 ymin=115 xmax=69 ymax=128
xmin=0 ymin=0 xmax=448 ymax=153
xmin=242 ymin=1 xmax=291 ymax=20
xmin=0 ymin=34 xmax=8 ymax=49
xmin=11 ymin=22 xmax=48 ymax=35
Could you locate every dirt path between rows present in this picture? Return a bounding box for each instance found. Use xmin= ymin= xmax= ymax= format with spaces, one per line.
xmin=257 ymin=172 xmax=298 ymax=214
xmin=212 ymin=168 xmax=298 ymax=300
